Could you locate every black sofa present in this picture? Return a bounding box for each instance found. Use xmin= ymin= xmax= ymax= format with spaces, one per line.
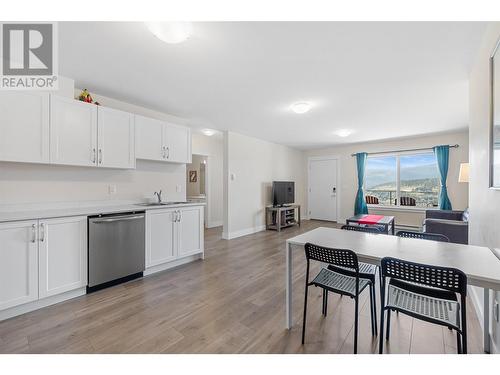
xmin=423 ymin=208 xmax=469 ymax=244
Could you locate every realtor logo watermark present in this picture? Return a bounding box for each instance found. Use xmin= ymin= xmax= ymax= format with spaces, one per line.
xmin=1 ymin=22 xmax=58 ymax=90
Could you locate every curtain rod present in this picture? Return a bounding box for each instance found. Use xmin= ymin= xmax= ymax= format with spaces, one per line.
xmin=350 ymin=144 xmax=459 ymax=157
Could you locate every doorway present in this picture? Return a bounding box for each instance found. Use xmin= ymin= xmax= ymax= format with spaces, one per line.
xmin=186 ymin=154 xmax=209 ymax=227
xmin=308 ymin=156 xmax=339 ymax=222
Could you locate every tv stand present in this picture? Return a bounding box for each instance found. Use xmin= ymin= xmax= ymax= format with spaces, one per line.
xmin=265 ymin=204 xmax=301 ymax=232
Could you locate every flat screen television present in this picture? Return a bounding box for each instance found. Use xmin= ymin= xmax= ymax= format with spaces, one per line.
xmin=272 ymin=181 xmax=295 ymax=207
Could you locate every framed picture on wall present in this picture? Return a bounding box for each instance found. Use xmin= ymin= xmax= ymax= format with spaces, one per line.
xmin=189 ymin=170 xmax=197 ymax=183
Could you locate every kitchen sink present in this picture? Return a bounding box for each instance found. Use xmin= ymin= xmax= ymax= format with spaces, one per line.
xmin=136 ymin=202 xmax=188 ymax=207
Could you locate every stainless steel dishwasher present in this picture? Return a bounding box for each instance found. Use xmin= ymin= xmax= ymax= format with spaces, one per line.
xmin=87 ymin=211 xmax=145 ymax=293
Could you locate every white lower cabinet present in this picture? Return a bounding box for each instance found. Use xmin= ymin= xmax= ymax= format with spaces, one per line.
xmin=178 ymin=206 xmax=204 ymax=258
xmin=0 ymin=220 xmax=39 ymax=311
xmin=146 ymin=209 xmax=177 ymax=267
xmin=146 ymin=205 xmax=204 ymax=270
xmin=0 ymin=216 xmax=87 ymax=313
xmin=38 ymin=216 xmax=87 ymax=298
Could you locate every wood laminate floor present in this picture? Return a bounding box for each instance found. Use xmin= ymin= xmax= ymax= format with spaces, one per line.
xmin=0 ymin=220 xmax=484 ymax=354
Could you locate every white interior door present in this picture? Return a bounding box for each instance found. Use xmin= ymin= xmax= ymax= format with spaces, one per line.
xmin=308 ymin=158 xmax=338 ymax=221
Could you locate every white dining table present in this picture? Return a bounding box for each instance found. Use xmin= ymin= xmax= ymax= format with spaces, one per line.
xmin=285 ymin=227 xmax=500 ymax=353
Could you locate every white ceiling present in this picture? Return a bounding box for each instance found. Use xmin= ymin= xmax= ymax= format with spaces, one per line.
xmin=59 ymin=22 xmax=486 ymax=150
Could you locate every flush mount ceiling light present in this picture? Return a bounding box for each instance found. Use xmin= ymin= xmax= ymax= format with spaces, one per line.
xmin=145 ymin=22 xmax=192 ymax=44
xmin=335 ymin=129 xmax=353 ymax=137
xmin=290 ymin=102 xmax=312 ymax=114
xmin=201 ymin=129 xmax=216 ymax=136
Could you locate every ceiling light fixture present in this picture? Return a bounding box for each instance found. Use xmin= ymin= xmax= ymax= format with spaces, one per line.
xmin=145 ymin=22 xmax=192 ymax=44
xmin=335 ymin=129 xmax=353 ymax=137
xmin=290 ymin=102 xmax=312 ymax=114
xmin=201 ymin=129 xmax=216 ymax=136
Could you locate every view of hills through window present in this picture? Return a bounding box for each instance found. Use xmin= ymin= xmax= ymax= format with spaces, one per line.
xmin=364 ymin=153 xmax=439 ymax=207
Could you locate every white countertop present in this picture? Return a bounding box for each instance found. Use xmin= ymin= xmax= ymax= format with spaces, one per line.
xmin=0 ymin=200 xmax=205 ymax=223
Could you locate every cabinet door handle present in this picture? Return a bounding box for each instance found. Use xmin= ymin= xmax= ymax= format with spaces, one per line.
xmin=91 ymin=148 xmax=96 ymax=163
xmin=178 ymin=210 xmax=181 ymax=222
xmin=40 ymin=223 xmax=45 ymax=242
xmin=31 ymin=224 xmax=36 ymax=243
xmin=161 ymin=146 xmax=166 ymax=159
xmin=98 ymin=149 xmax=103 ymax=164
xmin=166 ymin=147 xmax=170 ymax=159
xmin=173 ymin=211 xmax=178 ymax=222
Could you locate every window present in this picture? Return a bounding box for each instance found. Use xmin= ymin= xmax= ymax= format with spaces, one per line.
xmin=365 ymin=156 xmax=397 ymax=206
xmin=364 ymin=152 xmax=439 ymax=208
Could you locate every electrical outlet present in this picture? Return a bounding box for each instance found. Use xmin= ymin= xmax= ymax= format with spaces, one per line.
xmin=108 ymin=185 xmax=117 ymax=194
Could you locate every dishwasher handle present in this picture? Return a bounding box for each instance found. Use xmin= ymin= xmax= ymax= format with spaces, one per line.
xmin=91 ymin=214 xmax=145 ymax=224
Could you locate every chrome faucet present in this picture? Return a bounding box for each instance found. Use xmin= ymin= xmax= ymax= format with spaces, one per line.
xmin=154 ymin=190 xmax=163 ymax=203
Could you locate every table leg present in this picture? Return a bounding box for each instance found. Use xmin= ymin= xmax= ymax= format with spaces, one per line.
xmin=484 ymin=288 xmax=491 ymax=353
xmin=286 ymin=242 xmax=293 ymax=329
xmin=277 ymin=209 xmax=281 ymax=232
xmin=392 ymin=219 xmax=395 ymax=235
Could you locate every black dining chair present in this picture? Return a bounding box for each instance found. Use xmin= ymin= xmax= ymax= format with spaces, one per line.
xmin=302 ymin=243 xmax=376 ymax=354
xmin=379 ymin=257 xmax=468 ymax=354
xmin=341 ymin=224 xmax=383 ymax=234
xmin=396 ymin=230 xmax=450 ymax=242
xmin=319 ymin=224 xmax=381 ymax=336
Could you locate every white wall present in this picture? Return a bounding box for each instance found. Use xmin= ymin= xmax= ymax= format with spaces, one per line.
xmin=223 ymin=131 xmax=306 ymax=239
xmin=192 ymin=132 xmax=223 ymax=228
xmin=469 ymin=22 xmax=500 ymax=353
xmin=306 ymin=131 xmax=469 ymax=227
xmin=0 ymin=82 xmax=190 ymax=207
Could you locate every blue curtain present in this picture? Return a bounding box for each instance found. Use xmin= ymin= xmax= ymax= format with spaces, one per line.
xmin=354 ymin=152 xmax=369 ymax=215
xmin=433 ymin=145 xmax=453 ymax=210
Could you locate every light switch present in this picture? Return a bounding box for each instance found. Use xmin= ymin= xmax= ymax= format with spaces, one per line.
xmin=108 ymin=185 xmax=117 ymax=194
xmin=230 ymin=173 xmax=236 ymax=181
xmin=176 ymin=185 xmax=182 ymax=193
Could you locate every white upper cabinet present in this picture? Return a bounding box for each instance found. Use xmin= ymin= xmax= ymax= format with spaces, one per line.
xmin=0 ymin=220 xmax=38 ymax=311
xmin=135 ymin=115 xmax=165 ymax=161
xmin=38 ymin=216 xmax=87 ymax=299
xmin=97 ymin=106 xmax=135 ymax=169
xmin=164 ymin=123 xmax=191 ymax=164
xmin=50 ymin=96 xmax=98 ymax=166
xmin=0 ymin=92 xmax=190 ymax=168
xmin=0 ymin=92 xmax=49 ymax=164
xmin=135 ymin=114 xmax=191 ymax=164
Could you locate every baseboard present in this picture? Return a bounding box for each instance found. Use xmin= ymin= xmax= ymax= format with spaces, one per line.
xmin=222 ymin=225 xmax=266 ymax=240
xmin=207 ymin=220 xmax=223 ymax=228
xmin=0 ymin=288 xmax=86 ymax=321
